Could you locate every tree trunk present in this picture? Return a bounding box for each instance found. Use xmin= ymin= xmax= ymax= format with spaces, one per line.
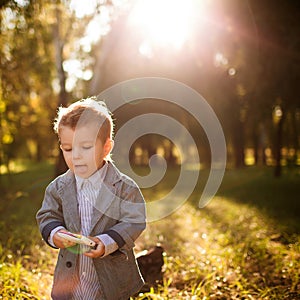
xmin=232 ymin=119 xmax=245 ymax=168
xmin=274 ymin=114 xmax=284 ymax=177
xmin=53 ymin=6 xmax=68 ymax=177
xmin=253 ymin=125 xmax=259 ymax=166
xmin=291 ymin=110 xmax=299 ymax=166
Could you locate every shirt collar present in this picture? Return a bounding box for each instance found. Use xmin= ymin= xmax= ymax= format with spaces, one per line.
xmin=75 ymin=161 xmax=108 ymax=191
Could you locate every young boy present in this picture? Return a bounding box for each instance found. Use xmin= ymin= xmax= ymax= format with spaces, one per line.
xmin=36 ymin=97 xmax=146 ymax=300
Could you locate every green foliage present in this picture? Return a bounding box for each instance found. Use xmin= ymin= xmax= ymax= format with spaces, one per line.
xmin=0 ymin=162 xmax=299 ymax=299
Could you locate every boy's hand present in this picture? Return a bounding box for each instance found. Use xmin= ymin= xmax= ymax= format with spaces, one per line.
xmin=53 ymin=229 xmax=76 ymax=249
xmin=84 ymin=237 xmax=105 ymax=258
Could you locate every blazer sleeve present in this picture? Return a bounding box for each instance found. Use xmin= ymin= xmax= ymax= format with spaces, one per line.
xmin=103 ymin=178 xmax=146 ymax=251
xmin=36 ymin=179 xmax=65 ymax=248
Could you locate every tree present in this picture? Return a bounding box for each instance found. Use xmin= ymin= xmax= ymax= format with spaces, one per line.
xmin=0 ymin=0 xmax=55 ymax=171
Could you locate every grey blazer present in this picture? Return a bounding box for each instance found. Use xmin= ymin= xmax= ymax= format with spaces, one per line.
xmin=36 ymin=162 xmax=146 ymax=300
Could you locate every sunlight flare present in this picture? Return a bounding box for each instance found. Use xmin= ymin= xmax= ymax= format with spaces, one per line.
xmin=129 ymin=0 xmax=201 ymax=54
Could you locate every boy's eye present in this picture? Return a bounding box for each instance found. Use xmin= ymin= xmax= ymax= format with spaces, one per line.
xmin=60 ymin=144 xmax=72 ymax=152
xmin=83 ymin=146 xmax=93 ymax=150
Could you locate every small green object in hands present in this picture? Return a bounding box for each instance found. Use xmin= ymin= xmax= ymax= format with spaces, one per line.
xmin=57 ymin=231 xmax=97 ymax=248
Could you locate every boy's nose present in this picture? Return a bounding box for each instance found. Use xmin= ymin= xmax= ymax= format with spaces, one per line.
xmin=72 ymin=147 xmax=82 ymax=159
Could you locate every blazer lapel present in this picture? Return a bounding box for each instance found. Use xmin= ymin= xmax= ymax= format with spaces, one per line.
xmin=90 ymin=162 xmax=121 ymax=234
xmin=58 ymin=171 xmax=81 ymax=233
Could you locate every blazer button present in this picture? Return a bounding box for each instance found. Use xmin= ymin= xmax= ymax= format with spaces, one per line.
xmin=66 ymin=261 xmax=72 ymax=268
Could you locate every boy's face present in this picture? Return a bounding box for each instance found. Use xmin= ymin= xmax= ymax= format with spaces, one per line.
xmin=59 ymin=124 xmax=112 ymax=178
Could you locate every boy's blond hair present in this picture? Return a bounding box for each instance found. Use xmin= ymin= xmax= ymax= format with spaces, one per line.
xmin=54 ymin=97 xmax=114 ymax=160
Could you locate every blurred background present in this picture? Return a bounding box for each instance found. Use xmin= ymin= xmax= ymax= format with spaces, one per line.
xmin=1 ymin=0 xmax=299 ymax=177
xmin=1 ymin=1 xmax=300 ymax=298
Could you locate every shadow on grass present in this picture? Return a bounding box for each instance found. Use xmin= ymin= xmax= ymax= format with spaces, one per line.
xmin=189 ymin=166 xmax=300 ymax=235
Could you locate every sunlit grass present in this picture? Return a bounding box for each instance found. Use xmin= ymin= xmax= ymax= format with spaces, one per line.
xmin=0 ymin=245 xmax=54 ymax=299
xmin=0 ymin=161 xmax=299 ymax=299
xmin=135 ymin=198 xmax=300 ymax=299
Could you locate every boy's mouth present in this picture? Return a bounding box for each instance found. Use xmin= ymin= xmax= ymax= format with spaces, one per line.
xmin=74 ymin=165 xmax=88 ymax=173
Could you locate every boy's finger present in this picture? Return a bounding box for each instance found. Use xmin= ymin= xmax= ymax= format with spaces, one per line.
xmin=84 ymin=250 xmax=96 ymax=257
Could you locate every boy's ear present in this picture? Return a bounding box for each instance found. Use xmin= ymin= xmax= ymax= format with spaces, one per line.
xmin=104 ymin=139 xmax=114 ymax=156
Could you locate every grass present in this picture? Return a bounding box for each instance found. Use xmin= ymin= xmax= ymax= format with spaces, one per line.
xmin=0 ymin=161 xmax=56 ymax=299
xmin=0 ymin=161 xmax=299 ymax=299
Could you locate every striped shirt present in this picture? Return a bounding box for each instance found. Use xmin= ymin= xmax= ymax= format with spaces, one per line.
xmin=75 ymin=177 xmax=98 ymax=299
xmin=73 ymin=162 xmax=117 ymax=300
